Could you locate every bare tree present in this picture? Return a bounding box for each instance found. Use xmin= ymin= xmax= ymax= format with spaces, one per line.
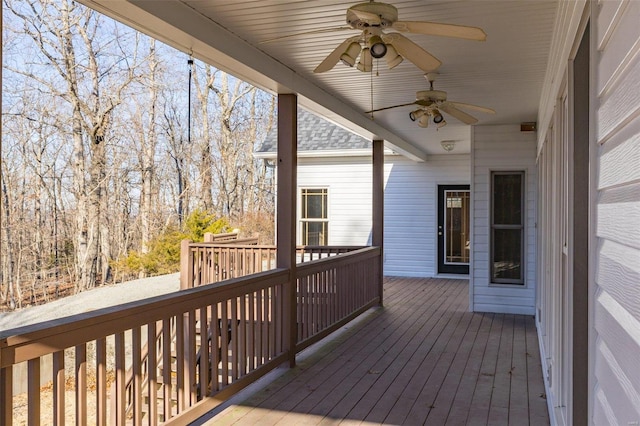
xmin=2 ymin=0 xmax=276 ymax=308
xmin=4 ymin=0 xmax=142 ymax=290
xmin=162 ymin=99 xmax=190 ymax=226
xmin=139 ymin=39 xmax=160 ymax=255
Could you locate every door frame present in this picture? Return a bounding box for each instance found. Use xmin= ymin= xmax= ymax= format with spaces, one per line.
xmin=437 ymin=184 xmax=471 ymax=275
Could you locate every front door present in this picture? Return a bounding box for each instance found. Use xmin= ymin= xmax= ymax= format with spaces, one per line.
xmin=438 ymin=185 xmax=470 ymax=274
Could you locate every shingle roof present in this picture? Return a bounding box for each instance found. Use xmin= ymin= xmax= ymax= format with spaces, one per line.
xmin=255 ymin=109 xmax=370 ymax=154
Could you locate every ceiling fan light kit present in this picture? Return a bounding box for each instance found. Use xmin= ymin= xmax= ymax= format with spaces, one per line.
xmin=368 ymin=35 xmax=387 ymax=58
xmin=340 ymin=42 xmax=362 ymax=67
xmin=357 ymin=47 xmax=373 ymax=72
xmin=384 ymin=43 xmax=403 ymax=68
xmin=409 ymin=108 xmax=426 ymax=122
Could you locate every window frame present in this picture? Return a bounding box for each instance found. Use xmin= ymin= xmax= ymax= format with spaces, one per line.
xmin=299 ymin=187 xmax=329 ymax=246
xmin=490 ymin=171 xmax=525 ymax=285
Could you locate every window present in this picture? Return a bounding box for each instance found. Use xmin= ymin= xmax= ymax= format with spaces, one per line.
xmin=491 ymin=172 xmax=524 ymax=284
xmin=300 ymin=188 xmax=328 ymax=245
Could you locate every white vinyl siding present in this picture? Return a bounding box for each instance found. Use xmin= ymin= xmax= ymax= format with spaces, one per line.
xmin=383 ymin=155 xmax=470 ymax=278
xmin=471 ymin=125 xmax=537 ymax=315
xmin=592 ymin=1 xmax=640 ymax=423
xmin=296 ymin=154 xmax=470 ymax=277
xmin=297 ymin=157 xmax=372 ymax=246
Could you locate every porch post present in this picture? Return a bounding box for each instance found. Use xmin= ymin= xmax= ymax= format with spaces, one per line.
xmin=372 ymin=139 xmax=384 ymax=306
xmin=276 ymin=93 xmax=297 ymax=367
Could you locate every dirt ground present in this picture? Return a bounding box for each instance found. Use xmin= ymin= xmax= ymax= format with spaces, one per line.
xmin=13 ymin=372 xmax=113 ymax=425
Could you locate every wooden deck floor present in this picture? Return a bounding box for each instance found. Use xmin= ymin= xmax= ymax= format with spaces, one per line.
xmin=203 ymin=277 xmax=550 ymax=425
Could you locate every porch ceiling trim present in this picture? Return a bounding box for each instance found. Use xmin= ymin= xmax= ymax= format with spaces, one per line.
xmin=79 ymin=0 xmax=427 ymax=162
xmin=537 ymin=0 xmax=588 ymax=153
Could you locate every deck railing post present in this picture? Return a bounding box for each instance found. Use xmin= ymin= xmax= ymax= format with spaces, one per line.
xmin=373 ymin=139 xmax=384 ymax=306
xmin=180 ymin=239 xmax=193 ymax=290
xmin=276 ymin=93 xmax=298 ymax=368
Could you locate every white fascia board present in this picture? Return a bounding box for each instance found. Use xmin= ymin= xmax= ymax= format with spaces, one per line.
xmin=253 ymin=148 xmax=398 ymax=160
xmin=78 ymin=0 xmax=427 ymax=163
xmin=537 ymin=0 xmax=588 ymax=153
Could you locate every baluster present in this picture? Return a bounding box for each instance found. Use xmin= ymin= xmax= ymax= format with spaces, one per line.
xmin=28 ymin=358 xmax=40 ymax=425
xmin=147 ymin=321 xmax=158 ymax=425
xmin=175 ymin=313 xmax=185 ymax=413
xmin=132 ymin=327 xmax=142 ymax=425
xmin=76 ymin=343 xmax=87 ymax=426
xmin=220 ymin=301 xmax=229 ymax=386
xmin=231 ymin=300 xmax=239 ymax=380
xmin=161 ymin=319 xmax=172 ymax=421
xmin=248 ymin=291 xmax=255 ymax=371
xmin=114 ymin=333 xmax=126 ymax=424
xmin=187 ymin=310 xmax=197 ymax=405
xmin=239 ymin=295 xmax=247 ymax=376
xmin=256 ymin=289 xmax=264 ymax=365
xmin=211 ymin=303 xmax=220 ymax=392
xmin=95 ymin=339 xmax=106 ymax=425
xmin=198 ymin=306 xmax=209 ymax=400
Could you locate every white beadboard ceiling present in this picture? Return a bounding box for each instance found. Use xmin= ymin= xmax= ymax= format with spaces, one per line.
xmin=81 ymin=0 xmax=558 ymax=159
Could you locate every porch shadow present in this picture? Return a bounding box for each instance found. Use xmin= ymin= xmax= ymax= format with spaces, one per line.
xmin=197 ymin=277 xmax=549 ymax=425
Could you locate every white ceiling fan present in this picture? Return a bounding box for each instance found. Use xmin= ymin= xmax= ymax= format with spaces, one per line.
xmin=366 ymin=73 xmax=496 ymax=128
xmin=262 ymin=1 xmax=486 ymax=74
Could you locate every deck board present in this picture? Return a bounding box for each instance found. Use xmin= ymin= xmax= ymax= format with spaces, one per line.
xmin=205 ymin=277 xmax=549 ymax=425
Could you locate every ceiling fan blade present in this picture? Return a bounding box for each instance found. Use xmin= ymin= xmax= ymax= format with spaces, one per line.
xmin=383 ymin=33 xmax=441 ymax=72
xmin=440 ymin=104 xmax=478 ymax=125
xmin=447 ymin=101 xmax=496 ymax=114
xmin=314 ymin=36 xmax=361 ymax=73
xmin=260 ymin=26 xmax=354 ymax=44
xmin=392 ymin=21 xmax=487 ymax=41
xmin=365 ymin=101 xmax=419 ymax=114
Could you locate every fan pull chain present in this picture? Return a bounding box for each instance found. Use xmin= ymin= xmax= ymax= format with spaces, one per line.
xmin=370 ymin=62 xmax=374 ymax=120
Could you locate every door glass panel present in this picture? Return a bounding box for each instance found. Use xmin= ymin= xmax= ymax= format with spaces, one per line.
xmin=445 ymin=191 xmax=470 ymax=264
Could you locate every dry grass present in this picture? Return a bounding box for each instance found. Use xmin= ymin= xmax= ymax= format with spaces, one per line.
xmin=12 ymin=371 xmax=116 ymax=425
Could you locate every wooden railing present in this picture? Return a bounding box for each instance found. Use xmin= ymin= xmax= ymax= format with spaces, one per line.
xmin=0 ymin=247 xmax=381 ymax=425
xmin=0 ymin=269 xmax=290 ymax=426
xmin=180 ymin=241 xmax=363 ymax=290
xmin=295 ymin=247 xmax=381 ymax=350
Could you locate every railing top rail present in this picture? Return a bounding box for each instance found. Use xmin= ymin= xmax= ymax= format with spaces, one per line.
xmin=185 ymin=243 xmax=366 ymax=252
xmin=0 ymin=268 xmax=289 ymax=366
xmin=296 ymin=246 xmax=381 ymax=276
xmin=297 ymin=245 xmax=364 ymax=251
xmin=188 ymin=242 xmax=274 ymax=249
xmin=194 ymin=237 xmax=260 ymax=246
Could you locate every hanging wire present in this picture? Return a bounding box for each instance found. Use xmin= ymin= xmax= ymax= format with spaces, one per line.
xmin=187 ymin=56 xmax=194 ymax=145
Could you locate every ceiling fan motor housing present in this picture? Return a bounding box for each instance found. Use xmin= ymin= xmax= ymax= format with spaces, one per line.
xmin=416 ymin=90 xmax=447 ymax=103
xmin=346 ymin=2 xmax=398 ymax=28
